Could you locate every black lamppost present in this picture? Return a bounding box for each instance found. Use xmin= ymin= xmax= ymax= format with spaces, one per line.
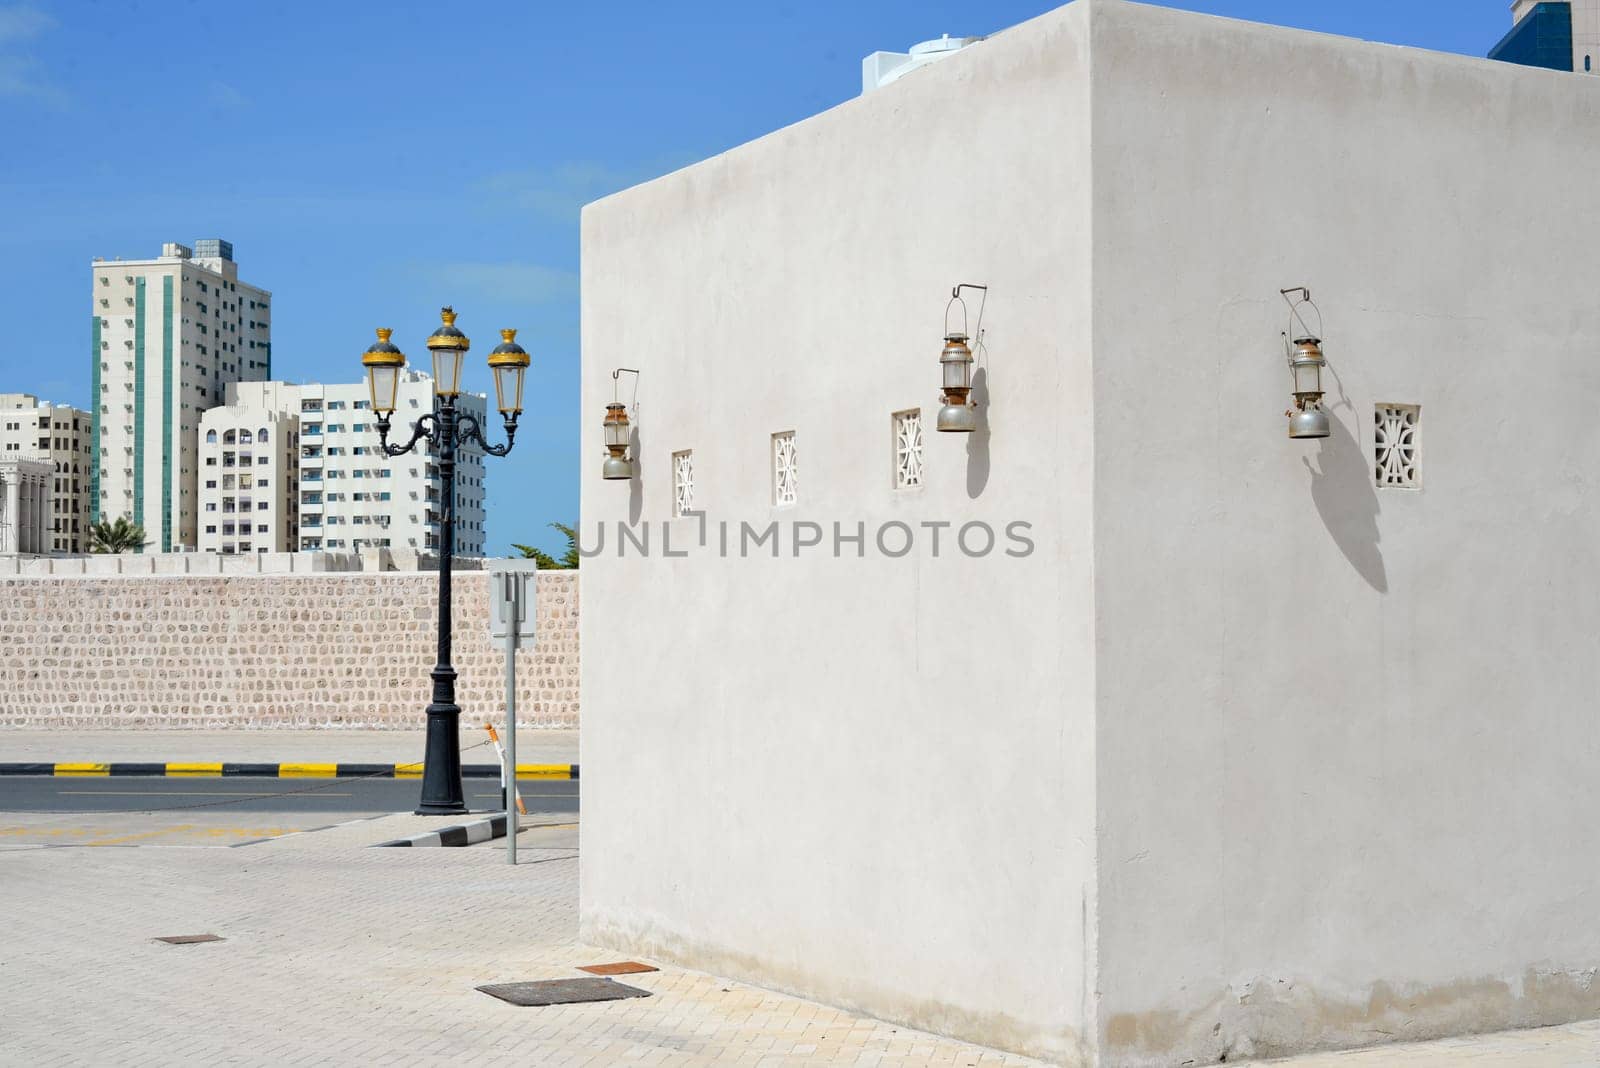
xmin=361 ymin=308 xmax=530 ymax=815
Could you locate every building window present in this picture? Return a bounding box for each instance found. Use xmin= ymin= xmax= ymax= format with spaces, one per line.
xmin=672 ymin=450 xmax=695 ymax=517
xmin=772 ymin=431 xmax=797 ymax=507
xmin=893 ymin=409 xmax=924 ymax=489
xmin=1374 ymin=404 xmax=1420 ymax=488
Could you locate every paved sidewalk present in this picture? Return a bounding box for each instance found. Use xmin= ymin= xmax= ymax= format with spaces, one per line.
xmin=5 ymin=814 xmax=1600 ymax=1066
xmin=3 ymin=818 xmax=1040 ymax=1067
xmin=0 ymin=727 xmax=578 ymax=765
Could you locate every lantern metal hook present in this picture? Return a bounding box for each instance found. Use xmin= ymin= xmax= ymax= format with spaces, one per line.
xmin=611 ymin=367 xmax=640 ymax=408
xmin=1279 ymin=286 xmax=1323 ymax=350
xmin=945 ymin=283 xmax=988 ymax=339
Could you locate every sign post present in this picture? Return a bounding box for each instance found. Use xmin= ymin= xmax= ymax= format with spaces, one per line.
xmin=488 ymin=560 xmax=540 ymax=864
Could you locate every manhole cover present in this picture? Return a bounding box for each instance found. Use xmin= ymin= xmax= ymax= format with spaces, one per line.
xmin=155 ymin=934 xmax=224 ymax=945
xmin=577 ymin=961 xmax=658 ymax=976
xmin=477 ymin=977 xmax=652 ymax=1006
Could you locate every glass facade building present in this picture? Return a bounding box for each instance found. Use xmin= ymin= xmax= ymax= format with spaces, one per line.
xmin=1489 ymin=2 xmax=1574 ymax=71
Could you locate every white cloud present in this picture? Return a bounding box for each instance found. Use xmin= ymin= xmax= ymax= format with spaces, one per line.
xmin=0 ymin=5 xmax=51 ymax=45
xmin=421 ymin=261 xmax=578 ymax=305
xmin=476 ymin=153 xmax=703 ymax=225
xmin=207 ymin=81 xmax=248 ymax=109
xmin=0 ymin=5 xmax=61 ymax=103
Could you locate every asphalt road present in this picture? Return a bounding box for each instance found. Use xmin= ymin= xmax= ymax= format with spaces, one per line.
xmin=0 ymin=775 xmax=581 ymax=815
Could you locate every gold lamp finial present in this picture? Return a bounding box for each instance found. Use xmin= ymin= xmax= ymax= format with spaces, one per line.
xmin=440 ymin=306 xmax=456 ymax=327
xmin=376 ymin=327 xmax=393 ymax=343
xmin=500 ymin=328 xmax=517 ymax=343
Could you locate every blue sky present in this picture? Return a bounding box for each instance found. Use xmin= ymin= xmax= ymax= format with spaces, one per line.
xmin=0 ymin=1 xmax=1509 ymax=557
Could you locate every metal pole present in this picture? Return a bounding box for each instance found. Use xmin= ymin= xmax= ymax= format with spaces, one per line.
xmin=416 ymin=395 xmax=466 ymax=815
xmin=505 ymin=573 xmax=519 ymax=865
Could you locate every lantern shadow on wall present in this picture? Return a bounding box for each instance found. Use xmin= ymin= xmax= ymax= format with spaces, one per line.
xmin=628 ymin=425 xmax=644 ymax=525
xmin=966 ymin=366 xmax=991 ymax=500
xmin=1300 ymin=361 xmax=1388 ymax=594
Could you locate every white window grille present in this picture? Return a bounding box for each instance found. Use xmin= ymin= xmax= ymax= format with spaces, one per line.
xmin=893 ymin=409 xmax=923 ymax=488
xmin=772 ymin=432 xmax=797 ymax=506
xmin=672 ymin=450 xmax=694 ymax=517
xmin=1374 ymin=404 xmax=1420 ymax=488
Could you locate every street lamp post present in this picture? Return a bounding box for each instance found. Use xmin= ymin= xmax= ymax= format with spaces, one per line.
xmin=362 ymin=307 xmax=530 ymax=815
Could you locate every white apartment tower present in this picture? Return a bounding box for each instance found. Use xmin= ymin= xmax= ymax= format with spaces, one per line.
xmin=196 ymin=405 xmax=299 ymax=554
xmin=91 ymin=239 xmax=272 ymax=551
xmin=0 ymin=393 xmax=93 ymax=552
xmin=227 ymin=374 xmax=487 ymax=555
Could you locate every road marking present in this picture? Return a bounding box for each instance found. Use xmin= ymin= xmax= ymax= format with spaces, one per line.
xmin=83 ymin=825 xmax=198 ymax=846
xmin=514 ymin=765 xmax=575 ymax=779
xmin=55 ymin=790 xmax=355 ymax=797
xmin=53 ymin=763 xmax=109 ymax=777
xmin=165 ymin=763 xmax=223 ymax=777
xmin=278 ymin=763 xmax=338 ymax=778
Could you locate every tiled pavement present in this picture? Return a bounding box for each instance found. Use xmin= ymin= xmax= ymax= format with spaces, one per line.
xmin=1 ymin=817 xmax=1038 ymax=1067
xmin=3 ymin=814 xmax=1599 ymax=1066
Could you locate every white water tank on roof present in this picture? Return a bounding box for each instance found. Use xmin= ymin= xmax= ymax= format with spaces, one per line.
xmin=862 ymin=34 xmax=984 ymax=94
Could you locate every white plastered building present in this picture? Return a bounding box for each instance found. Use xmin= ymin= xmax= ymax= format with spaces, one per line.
xmin=0 ymin=458 xmax=52 ymax=555
xmin=580 ymin=2 xmax=1600 ymax=1064
xmin=223 ymin=374 xmax=487 ymax=556
xmin=196 ymin=405 xmax=299 ymax=554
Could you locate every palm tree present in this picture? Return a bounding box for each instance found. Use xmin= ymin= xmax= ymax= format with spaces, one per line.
xmin=88 ymin=516 xmax=150 ymax=554
xmin=512 ymin=522 xmax=579 ymax=569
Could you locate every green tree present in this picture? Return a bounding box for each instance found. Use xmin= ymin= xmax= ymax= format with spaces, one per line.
xmin=512 ymin=522 xmax=579 ymax=569
xmin=88 ymin=515 xmax=150 ymax=554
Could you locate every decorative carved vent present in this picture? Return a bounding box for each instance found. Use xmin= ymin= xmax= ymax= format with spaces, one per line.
xmin=672 ymin=450 xmax=694 ymax=517
xmin=894 ymin=410 xmax=923 ymax=489
xmin=772 ymin=432 xmax=797 ymax=507
xmin=1374 ymin=404 xmax=1420 ymax=488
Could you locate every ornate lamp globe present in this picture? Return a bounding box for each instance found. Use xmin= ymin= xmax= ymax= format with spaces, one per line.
xmin=602 ymin=402 xmax=632 ymax=479
xmin=937 ymin=331 xmax=977 ymax=433
xmin=487 ymin=329 xmax=531 ymax=417
xmin=1288 ymin=336 xmax=1330 ymax=439
xmin=361 ymin=328 xmax=406 ymax=417
xmin=427 ymin=306 xmax=470 ymax=397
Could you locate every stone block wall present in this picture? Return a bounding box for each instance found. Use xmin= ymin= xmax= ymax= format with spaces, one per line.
xmin=0 ymin=571 xmax=578 ymax=729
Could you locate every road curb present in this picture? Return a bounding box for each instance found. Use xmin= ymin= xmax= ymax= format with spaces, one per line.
xmin=0 ymin=762 xmax=579 ymax=780
xmin=374 ymin=814 xmax=508 ymax=847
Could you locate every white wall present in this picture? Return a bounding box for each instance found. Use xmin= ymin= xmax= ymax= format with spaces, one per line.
xmin=583 ymin=1 xmax=1600 ymax=1064
xmin=580 ymin=3 xmax=1097 ymax=1062
xmin=1089 ymin=2 xmax=1600 ymax=1064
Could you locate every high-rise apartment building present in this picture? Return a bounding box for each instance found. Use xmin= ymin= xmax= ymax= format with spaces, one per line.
xmin=91 ymin=239 xmax=272 ymax=552
xmin=0 ymin=393 xmax=93 ymax=552
xmin=196 ymin=405 xmax=300 ymax=554
xmin=223 ymin=373 xmax=487 ymax=555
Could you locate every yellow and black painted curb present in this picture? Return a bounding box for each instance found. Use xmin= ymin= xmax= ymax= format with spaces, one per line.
xmin=0 ymin=762 xmax=579 ymax=780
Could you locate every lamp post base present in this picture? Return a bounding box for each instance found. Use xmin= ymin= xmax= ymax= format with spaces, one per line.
xmin=415 ymin=701 xmax=468 ymax=816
